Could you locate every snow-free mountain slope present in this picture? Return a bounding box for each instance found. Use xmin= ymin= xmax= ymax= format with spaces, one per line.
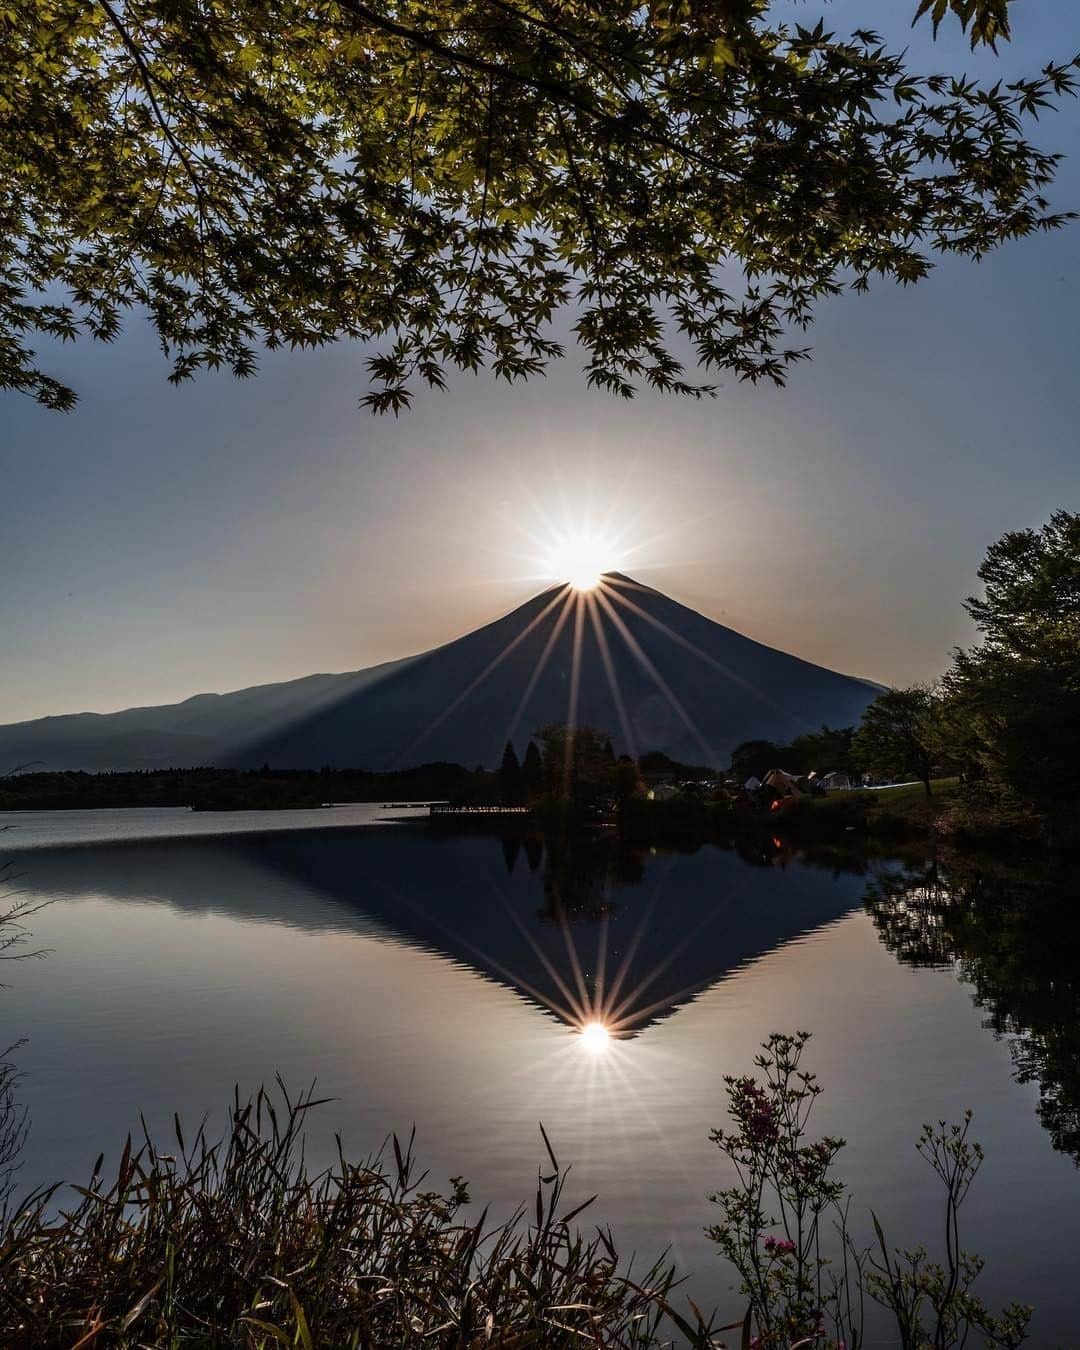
xmin=0 ymin=575 xmax=880 ymax=771
xmin=232 ymin=573 xmax=880 ymax=769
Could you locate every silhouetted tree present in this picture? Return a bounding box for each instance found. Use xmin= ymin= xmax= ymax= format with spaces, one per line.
xmin=521 ymin=741 xmax=543 ymax=801
xmin=614 ymin=755 xmax=644 ymax=807
xmin=940 ymin=511 xmax=1080 ymax=841
xmin=499 ymin=741 xmax=523 ymax=806
xmin=729 ymin=740 xmax=783 ymax=784
xmin=853 ymin=686 xmax=940 ymax=797
xmin=638 ymin=750 xmax=715 ymax=782
xmin=730 ymin=730 xmax=858 ymax=783
xmin=535 ymin=724 xmax=617 ymax=811
xmin=789 ymin=726 xmax=857 ymax=777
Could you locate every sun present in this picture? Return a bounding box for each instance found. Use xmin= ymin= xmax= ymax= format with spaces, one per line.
xmin=578 ymin=1020 xmax=611 ymax=1054
xmin=544 ymin=530 xmax=618 ymax=591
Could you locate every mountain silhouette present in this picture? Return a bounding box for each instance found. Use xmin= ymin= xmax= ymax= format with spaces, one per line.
xmin=8 ymin=826 xmax=866 ymax=1038
xmin=0 ymin=575 xmax=880 ymax=771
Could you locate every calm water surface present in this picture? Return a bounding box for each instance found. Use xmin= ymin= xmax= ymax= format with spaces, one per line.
xmin=4 ymin=808 xmax=1079 ymax=1343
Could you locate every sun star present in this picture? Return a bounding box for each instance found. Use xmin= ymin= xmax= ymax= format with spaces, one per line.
xmin=544 ymin=531 xmax=617 ymax=592
xmin=579 ymin=1020 xmax=611 ymax=1054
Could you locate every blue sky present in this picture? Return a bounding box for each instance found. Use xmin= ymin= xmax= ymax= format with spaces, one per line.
xmin=3 ymin=1 xmax=1079 ymax=723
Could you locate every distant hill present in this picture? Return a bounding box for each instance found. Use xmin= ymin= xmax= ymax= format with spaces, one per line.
xmin=0 ymin=575 xmax=881 ymax=772
xmin=0 ymin=659 xmax=414 ymax=773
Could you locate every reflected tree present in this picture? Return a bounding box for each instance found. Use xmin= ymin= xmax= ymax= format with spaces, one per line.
xmin=523 ymin=835 xmax=543 ymax=874
xmin=500 ymin=833 xmax=521 ymax=875
xmin=538 ymin=831 xmax=644 ymax=925
xmin=866 ymin=857 xmax=1080 ymax=1161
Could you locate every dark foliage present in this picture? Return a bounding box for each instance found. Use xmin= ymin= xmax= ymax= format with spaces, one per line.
xmin=521 ymin=740 xmax=544 ymax=798
xmin=498 ymin=739 xmax=524 ymax=805
xmin=0 ymin=764 xmax=489 ymax=812
xmin=853 ymin=686 xmax=940 ymax=796
xmin=638 ymin=750 xmax=717 ymax=782
xmin=866 ymin=855 xmax=1080 ymax=1163
xmin=0 ymin=1084 xmax=715 ymax=1348
xmin=3 ymin=0 xmax=1074 ymax=412
xmin=729 ymin=727 xmax=855 ymax=783
xmin=940 ymin=510 xmax=1080 ymax=842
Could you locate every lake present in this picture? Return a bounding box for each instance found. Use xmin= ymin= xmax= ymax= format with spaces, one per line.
xmin=4 ymin=808 xmax=1079 ymax=1342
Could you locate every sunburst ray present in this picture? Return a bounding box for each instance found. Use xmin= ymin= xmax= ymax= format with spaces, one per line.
xmin=397 ymin=584 xmax=571 ymax=765
xmin=592 ymin=586 xmax=714 ymax=763
xmin=604 ymin=579 xmax=810 ymax=734
xmin=505 ymin=586 xmax=578 ymax=742
xmin=585 ymin=589 xmax=637 ymax=758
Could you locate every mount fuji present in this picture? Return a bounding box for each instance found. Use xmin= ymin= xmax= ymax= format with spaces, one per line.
xmin=0 ymin=575 xmax=881 ymax=772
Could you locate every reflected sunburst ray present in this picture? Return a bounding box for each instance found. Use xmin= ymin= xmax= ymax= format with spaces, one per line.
xmin=593 ymin=870 xmax=669 ymax=1024
xmin=605 ymin=873 xmax=756 ymax=1029
xmin=371 ymin=871 xmax=588 ymax=1031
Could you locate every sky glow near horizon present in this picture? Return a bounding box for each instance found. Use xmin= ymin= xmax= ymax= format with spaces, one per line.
xmin=2 ymin=0 xmax=1080 ymax=725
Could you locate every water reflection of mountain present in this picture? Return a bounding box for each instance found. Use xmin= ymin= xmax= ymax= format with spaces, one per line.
xmin=865 ymin=858 xmax=1080 ymax=1163
xmin=19 ymin=827 xmax=868 ymax=1037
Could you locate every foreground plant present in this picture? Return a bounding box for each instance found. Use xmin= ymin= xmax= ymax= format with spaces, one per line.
xmin=0 ymin=1040 xmax=1038 ymax=1347
xmin=708 ymin=1033 xmax=1032 ymax=1349
xmin=0 ymin=1082 xmax=716 ymax=1348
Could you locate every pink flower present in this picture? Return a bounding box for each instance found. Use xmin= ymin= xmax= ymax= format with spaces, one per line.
xmin=763 ymin=1235 xmax=796 ymax=1255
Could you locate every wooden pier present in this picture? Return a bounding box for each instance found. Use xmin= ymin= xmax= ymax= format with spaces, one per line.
xmin=429 ymin=804 xmax=533 ymax=816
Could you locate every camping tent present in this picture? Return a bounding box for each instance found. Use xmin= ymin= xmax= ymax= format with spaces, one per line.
xmin=763 ymin=769 xmax=802 ymax=798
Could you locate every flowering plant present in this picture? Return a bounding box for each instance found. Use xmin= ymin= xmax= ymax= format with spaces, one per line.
xmin=708 ymin=1033 xmax=847 ymax=1348
xmin=708 ymin=1033 xmax=1032 ymax=1350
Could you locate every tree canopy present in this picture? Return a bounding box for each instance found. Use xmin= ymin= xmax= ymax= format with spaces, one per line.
xmin=498 ymin=738 xmax=523 ymax=804
xmin=941 ymin=510 xmax=1080 ymax=835
xmin=535 ymin=722 xmax=615 ymax=807
xmin=730 ymin=725 xmax=855 ymax=781
xmin=853 ymin=685 xmax=941 ymax=795
xmin=964 ymin=509 xmax=1080 ymax=655
xmin=3 ymin=0 xmax=1075 ymax=413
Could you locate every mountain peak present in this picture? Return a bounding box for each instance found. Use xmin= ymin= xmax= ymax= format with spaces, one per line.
xmin=0 ymin=578 xmax=879 ymax=772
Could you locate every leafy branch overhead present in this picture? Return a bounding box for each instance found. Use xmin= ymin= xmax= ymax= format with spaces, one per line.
xmin=915 ymin=0 xmax=1016 ymax=50
xmin=2 ymin=0 xmax=1074 ymax=413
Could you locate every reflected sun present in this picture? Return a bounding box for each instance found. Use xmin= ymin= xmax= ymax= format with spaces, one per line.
xmin=578 ymin=1020 xmax=611 ymax=1054
xmin=544 ymin=531 xmax=618 ymax=592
